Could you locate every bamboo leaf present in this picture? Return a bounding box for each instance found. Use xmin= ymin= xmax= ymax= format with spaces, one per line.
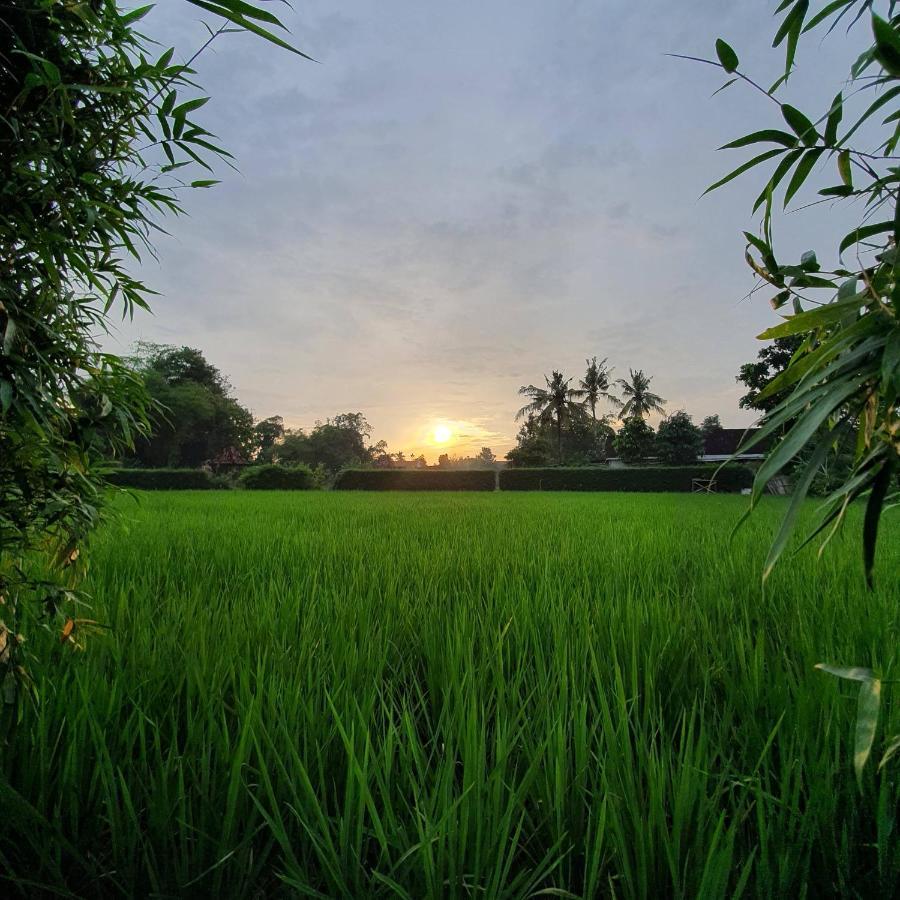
xmin=784 ymin=148 xmax=824 ymax=207
xmin=802 ymin=0 xmax=854 ymax=34
xmin=839 ymin=221 xmax=893 ymax=255
xmin=762 ymin=427 xmax=837 ymax=578
xmin=873 ymin=14 xmax=900 ymax=77
xmin=824 ymin=92 xmax=843 ymax=145
xmin=879 ymin=734 xmax=900 ymax=771
xmin=757 ymin=293 xmax=866 ymax=339
xmin=171 ymin=97 xmax=210 ymax=119
xmin=186 ymin=1 xmax=316 ymax=60
xmin=704 ymin=148 xmax=786 ymax=195
xmin=815 ymin=664 xmax=875 ymax=683
xmin=838 ymin=150 xmax=853 ymax=188
xmin=720 ymin=130 xmax=799 ymax=150
xmin=854 ymin=679 xmax=881 ymax=784
xmin=782 ymin=104 xmax=818 ymax=144
xmin=882 ymin=329 xmax=900 ymax=389
xmin=121 ymin=5 xmax=154 ymax=26
xmin=862 ymin=459 xmax=894 ymax=588
xmin=715 ymin=39 xmax=739 ymax=73
xmin=840 ymin=85 xmax=900 ymax=145
xmin=753 ymin=148 xmax=804 ymax=213
xmin=753 ymin=375 xmax=869 ymax=491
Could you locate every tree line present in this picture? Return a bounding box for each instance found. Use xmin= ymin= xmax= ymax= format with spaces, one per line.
xmin=126 ymin=343 xmax=787 ymax=474
xmin=124 ymin=344 xmax=390 ymax=476
xmin=508 ymin=358 xmax=727 ymax=467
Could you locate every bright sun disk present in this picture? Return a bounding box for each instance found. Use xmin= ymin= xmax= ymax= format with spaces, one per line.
xmin=433 ymin=425 xmax=452 ymax=444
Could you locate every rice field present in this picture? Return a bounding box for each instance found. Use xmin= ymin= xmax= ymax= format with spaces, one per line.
xmin=2 ymin=491 xmax=899 ymax=898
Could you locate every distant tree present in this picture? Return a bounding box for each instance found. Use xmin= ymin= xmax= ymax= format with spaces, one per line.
xmin=276 ymin=412 xmax=375 ymax=473
xmin=656 ymin=411 xmax=704 ymax=464
xmin=276 ymin=430 xmax=307 ymax=464
xmin=133 ymin=342 xmax=229 ymax=393
xmin=516 ymin=371 xmax=585 ymax=464
xmin=331 ymin=412 xmax=372 ymax=441
xmin=129 ymin=345 xmax=254 ymax=467
xmin=476 ymin=447 xmax=496 ymax=465
xmin=579 ymin=357 xmax=619 ymax=421
xmin=616 ymin=369 xmax=666 ymax=420
xmin=700 ymin=414 xmax=724 ymax=438
xmin=254 ymin=416 xmax=285 ymax=462
xmin=438 ymin=453 xmax=451 ymax=468
xmin=614 ymin=417 xmax=656 ymax=464
xmin=505 ymin=416 xmax=554 ymax=467
xmin=505 ymin=441 xmax=554 ymax=468
xmin=369 ymin=439 xmax=391 ymax=467
xmin=591 ymin=416 xmax=617 ymax=461
xmin=736 ymin=336 xmax=803 ymax=414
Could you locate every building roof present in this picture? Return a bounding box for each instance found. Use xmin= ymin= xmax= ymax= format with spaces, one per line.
xmin=703 ymin=428 xmax=771 ymax=457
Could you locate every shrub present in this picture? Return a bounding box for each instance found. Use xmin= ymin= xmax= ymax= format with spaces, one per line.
xmin=656 ymin=411 xmax=704 ymax=464
xmin=334 ymin=469 xmax=497 ymax=491
xmin=499 ymin=465 xmax=753 ymax=492
xmin=239 ymin=464 xmax=314 ymax=490
xmin=105 ymin=468 xmax=219 ymax=490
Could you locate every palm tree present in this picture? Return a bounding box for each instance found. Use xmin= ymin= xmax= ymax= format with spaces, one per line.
xmin=616 ymin=369 xmax=666 ymax=420
xmin=516 ymin=371 xmax=585 ymax=464
xmin=580 ymin=357 xmax=620 ymax=421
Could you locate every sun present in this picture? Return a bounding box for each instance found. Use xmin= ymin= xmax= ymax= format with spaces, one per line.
xmin=433 ymin=425 xmax=452 ymax=444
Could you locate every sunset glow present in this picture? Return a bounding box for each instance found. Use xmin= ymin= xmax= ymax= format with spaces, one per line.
xmin=433 ymin=425 xmax=452 ymax=444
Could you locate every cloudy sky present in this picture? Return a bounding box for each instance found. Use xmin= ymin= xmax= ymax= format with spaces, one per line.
xmin=113 ymin=1 xmax=861 ymax=457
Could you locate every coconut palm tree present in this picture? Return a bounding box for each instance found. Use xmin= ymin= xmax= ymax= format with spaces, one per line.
xmin=579 ymin=357 xmax=620 ymax=421
xmin=616 ymin=369 xmax=666 ymax=420
xmin=516 ymin=371 xmax=585 ymax=464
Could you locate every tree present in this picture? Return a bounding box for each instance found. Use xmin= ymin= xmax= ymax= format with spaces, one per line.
xmin=505 ymin=416 xmax=555 ymax=467
xmin=736 ymin=336 xmax=803 ymax=414
xmin=580 ymin=357 xmax=619 ymax=420
xmin=700 ymin=415 xmax=724 ymax=438
xmin=370 ymin=439 xmax=391 ymax=466
xmin=476 ymin=447 xmax=496 ymax=466
xmin=516 ymin=372 xmax=585 ymax=464
xmin=614 ymin=417 xmax=656 ymax=464
xmin=697 ymin=2 xmax=899 ymax=588
xmin=656 ymin=411 xmax=704 ymax=464
xmin=0 ymin=2 xmax=302 ymax=688
xmin=615 ymin=370 xmax=666 ymax=420
xmin=276 ymin=413 xmax=376 ymax=473
xmin=591 ymin=416 xmax=617 ymax=461
xmin=254 ymin=416 xmax=285 ymax=463
xmin=128 ymin=345 xmax=254 ymax=468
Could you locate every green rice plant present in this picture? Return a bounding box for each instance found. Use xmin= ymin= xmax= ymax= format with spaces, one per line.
xmin=0 ymin=491 xmax=897 ymax=897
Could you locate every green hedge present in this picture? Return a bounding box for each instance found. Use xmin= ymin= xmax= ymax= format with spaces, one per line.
xmin=105 ymin=468 xmax=220 ymax=490
xmin=238 ymin=464 xmax=314 ymax=490
xmin=334 ymin=469 xmax=497 ymax=491
xmin=499 ymin=465 xmax=754 ymax=493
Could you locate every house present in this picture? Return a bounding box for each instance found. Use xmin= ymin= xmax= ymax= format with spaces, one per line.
xmin=605 ymin=428 xmax=774 ymax=469
xmin=701 ymin=428 xmax=772 ymax=464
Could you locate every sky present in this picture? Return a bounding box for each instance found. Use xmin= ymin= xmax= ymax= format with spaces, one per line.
xmin=112 ymin=1 xmax=864 ymax=458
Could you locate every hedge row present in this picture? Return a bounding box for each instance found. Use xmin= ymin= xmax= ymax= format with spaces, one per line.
xmin=499 ymin=465 xmax=754 ymax=493
xmin=106 ymin=465 xmax=755 ymax=493
xmin=105 ymin=468 xmax=220 ymax=490
xmin=238 ymin=464 xmax=314 ymax=490
xmin=334 ymin=469 xmax=497 ymax=491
